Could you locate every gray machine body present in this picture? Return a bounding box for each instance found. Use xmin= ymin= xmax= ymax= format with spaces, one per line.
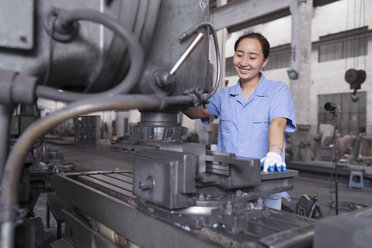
xmin=2 ymin=0 xmax=372 ymax=248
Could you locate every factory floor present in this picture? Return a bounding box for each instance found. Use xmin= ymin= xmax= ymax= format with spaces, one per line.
xmin=33 ymin=141 xmax=372 ymax=242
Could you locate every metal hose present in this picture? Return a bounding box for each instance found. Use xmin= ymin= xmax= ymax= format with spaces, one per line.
xmin=37 ymin=8 xmax=144 ymax=102
xmin=0 ymin=94 xmax=164 ymax=248
xmin=178 ymin=22 xmax=221 ymax=99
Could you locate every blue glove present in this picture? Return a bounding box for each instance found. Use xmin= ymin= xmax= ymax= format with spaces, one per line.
xmin=260 ymin=152 xmax=286 ymax=172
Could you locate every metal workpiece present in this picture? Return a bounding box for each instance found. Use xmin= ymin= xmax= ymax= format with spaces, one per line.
xmin=133 ymin=149 xmax=197 ymax=209
xmin=204 ymin=152 xmax=261 ymax=189
xmin=132 ymin=144 xmax=296 ymax=210
xmin=50 ymin=168 xmax=312 ymax=248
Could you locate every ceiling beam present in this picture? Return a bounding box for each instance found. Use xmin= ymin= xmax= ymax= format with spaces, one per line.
xmin=210 ymin=0 xmax=292 ymax=30
xmin=210 ymin=0 xmax=341 ymax=31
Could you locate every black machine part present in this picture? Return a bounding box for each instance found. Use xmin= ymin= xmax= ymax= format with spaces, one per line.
xmin=345 ymin=69 xmax=366 ymax=89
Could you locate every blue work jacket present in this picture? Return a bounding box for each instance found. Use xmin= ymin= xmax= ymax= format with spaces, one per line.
xmin=202 ymin=74 xmax=296 ymax=161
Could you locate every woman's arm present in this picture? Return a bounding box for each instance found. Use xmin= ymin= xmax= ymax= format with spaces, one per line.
xmin=182 ymin=105 xmax=212 ymax=119
xmin=268 ymin=117 xmax=287 ymax=155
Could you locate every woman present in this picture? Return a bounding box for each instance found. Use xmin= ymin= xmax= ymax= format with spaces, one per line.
xmin=184 ymin=32 xmax=296 ymax=210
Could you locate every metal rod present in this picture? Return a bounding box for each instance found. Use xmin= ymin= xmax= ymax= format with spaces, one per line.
xmin=0 ymin=105 xmax=12 ymax=184
xmin=170 ymin=32 xmax=204 ymax=75
xmin=332 ymin=110 xmax=339 ymax=215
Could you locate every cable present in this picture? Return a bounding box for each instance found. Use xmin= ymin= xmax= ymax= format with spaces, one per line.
xmin=38 ymin=9 xmax=144 ymax=102
xmin=178 ymin=22 xmax=221 ymax=100
xmin=83 ymin=0 xmax=133 ymax=93
xmin=43 ymin=16 xmax=56 ymax=86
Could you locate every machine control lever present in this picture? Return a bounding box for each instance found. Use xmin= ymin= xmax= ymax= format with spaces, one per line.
xmin=170 ymin=32 xmax=204 ymax=75
xmin=153 ymin=32 xmax=204 ymax=92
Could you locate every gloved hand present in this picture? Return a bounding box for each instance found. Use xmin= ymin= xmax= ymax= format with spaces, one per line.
xmin=260 ymin=152 xmax=286 ymax=172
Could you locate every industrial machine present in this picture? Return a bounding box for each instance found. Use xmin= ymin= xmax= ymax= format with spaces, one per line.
xmin=1 ymin=1 xmax=372 ymax=248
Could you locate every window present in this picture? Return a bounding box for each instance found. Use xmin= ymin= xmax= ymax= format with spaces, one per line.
xmin=263 ymin=45 xmax=291 ymax=71
xmin=318 ymin=92 xmax=366 ymax=135
xmin=225 ymin=57 xmax=235 ymax=77
xmin=317 ymin=26 xmax=369 ymax=63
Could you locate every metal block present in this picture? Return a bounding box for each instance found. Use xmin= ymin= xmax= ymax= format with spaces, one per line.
xmin=0 ymin=0 xmax=34 ymax=49
xmin=133 ymin=149 xmax=196 ymax=209
xmin=205 ymin=152 xmax=261 ymax=189
xmin=159 ymin=142 xmax=206 ymax=174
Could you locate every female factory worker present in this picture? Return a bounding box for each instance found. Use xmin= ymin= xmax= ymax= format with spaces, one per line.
xmin=184 ymin=32 xmax=296 ymax=210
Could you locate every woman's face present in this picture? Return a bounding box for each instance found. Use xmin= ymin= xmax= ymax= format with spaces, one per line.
xmin=233 ymin=38 xmax=269 ymax=84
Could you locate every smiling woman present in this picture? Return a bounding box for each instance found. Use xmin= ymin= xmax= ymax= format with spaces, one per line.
xmin=233 ymin=34 xmax=269 ymax=100
xmin=183 ymin=32 xmax=296 ymax=210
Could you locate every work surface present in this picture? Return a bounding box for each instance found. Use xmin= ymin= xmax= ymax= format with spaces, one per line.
xmin=50 ymin=142 xmax=372 ymax=216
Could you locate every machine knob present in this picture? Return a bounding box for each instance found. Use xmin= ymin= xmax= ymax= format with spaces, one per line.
xmin=139 ymin=176 xmax=154 ymax=192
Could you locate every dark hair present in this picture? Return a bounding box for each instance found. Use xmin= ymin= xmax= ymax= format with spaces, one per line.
xmin=234 ymin=32 xmax=270 ymax=59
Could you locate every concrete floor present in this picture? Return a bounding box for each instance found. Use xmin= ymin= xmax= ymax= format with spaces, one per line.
xmin=288 ymin=176 xmax=372 ymax=216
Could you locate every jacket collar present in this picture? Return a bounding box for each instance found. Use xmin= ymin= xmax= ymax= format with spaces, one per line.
xmin=228 ymin=73 xmax=268 ymax=98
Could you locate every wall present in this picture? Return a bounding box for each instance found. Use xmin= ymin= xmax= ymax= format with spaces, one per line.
xmin=222 ymin=0 xmax=372 ymax=137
